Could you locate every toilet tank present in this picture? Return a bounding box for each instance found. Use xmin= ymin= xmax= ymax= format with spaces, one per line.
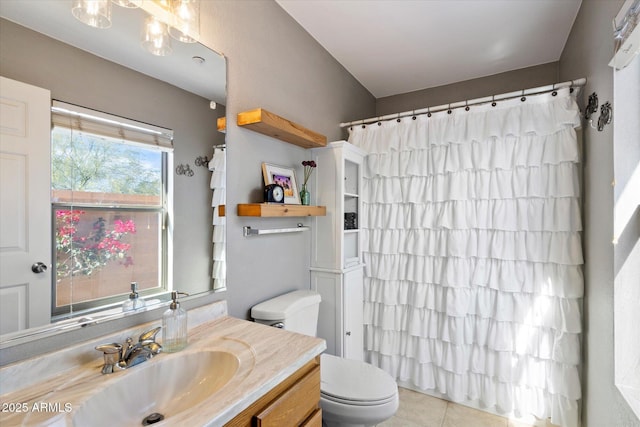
xmin=251 ymin=290 xmax=321 ymax=337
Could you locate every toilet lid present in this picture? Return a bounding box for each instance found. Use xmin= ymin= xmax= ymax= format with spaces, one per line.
xmin=251 ymin=290 xmax=321 ymax=321
xmin=320 ymin=354 xmax=397 ymax=404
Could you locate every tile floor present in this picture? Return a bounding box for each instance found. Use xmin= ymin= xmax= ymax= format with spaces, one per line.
xmin=379 ymin=387 xmax=560 ymax=427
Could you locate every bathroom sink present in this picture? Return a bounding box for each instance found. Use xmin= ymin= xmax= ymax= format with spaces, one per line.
xmin=72 ymin=350 xmax=239 ymax=427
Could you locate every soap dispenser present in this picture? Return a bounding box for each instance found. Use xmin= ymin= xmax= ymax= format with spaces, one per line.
xmin=162 ymin=291 xmax=189 ymax=353
xmin=123 ymin=282 xmax=146 ymax=312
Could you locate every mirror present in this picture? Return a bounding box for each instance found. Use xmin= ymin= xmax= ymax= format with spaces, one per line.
xmin=0 ymin=1 xmax=226 ymax=346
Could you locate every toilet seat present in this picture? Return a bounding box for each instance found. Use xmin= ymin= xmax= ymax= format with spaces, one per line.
xmin=321 ymin=391 xmax=397 ymax=407
xmin=320 ymin=354 xmax=397 ymax=406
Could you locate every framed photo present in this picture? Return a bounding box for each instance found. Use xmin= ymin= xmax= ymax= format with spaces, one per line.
xmin=262 ymin=163 xmax=300 ymax=204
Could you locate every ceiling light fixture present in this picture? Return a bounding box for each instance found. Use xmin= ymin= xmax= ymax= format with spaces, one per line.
xmin=141 ymin=15 xmax=173 ymax=56
xmin=111 ymin=0 xmax=143 ymax=8
xmin=168 ymin=0 xmax=200 ymax=43
xmin=71 ymin=0 xmax=112 ymax=29
xmin=71 ymin=0 xmax=201 ymax=56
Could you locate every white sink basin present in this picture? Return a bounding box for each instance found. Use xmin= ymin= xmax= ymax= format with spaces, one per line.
xmin=73 ymin=350 xmax=239 ymax=427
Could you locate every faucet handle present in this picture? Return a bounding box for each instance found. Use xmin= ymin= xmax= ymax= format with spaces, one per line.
xmin=139 ymin=326 xmax=161 ymax=343
xmin=96 ymin=342 xmax=122 ymax=356
xmin=95 ymin=343 xmax=124 ymax=374
xmin=141 ymin=341 xmax=163 ymax=355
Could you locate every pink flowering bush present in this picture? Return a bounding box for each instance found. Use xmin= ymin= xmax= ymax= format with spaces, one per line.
xmin=55 ymin=210 xmax=136 ymax=278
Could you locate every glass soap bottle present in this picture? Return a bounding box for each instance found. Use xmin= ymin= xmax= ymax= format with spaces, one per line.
xmin=123 ymin=282 xmax=146 ymax=312
xmin=162 ymin=291 xmax=188 ymax=353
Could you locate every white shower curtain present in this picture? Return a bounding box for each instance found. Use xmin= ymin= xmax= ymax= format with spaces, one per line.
xmin=348 ymin=87 xmax=583 ymax=427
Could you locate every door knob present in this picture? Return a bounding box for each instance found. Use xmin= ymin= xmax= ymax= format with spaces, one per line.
xmin=31 ymin=262 xmax=48 ymax=274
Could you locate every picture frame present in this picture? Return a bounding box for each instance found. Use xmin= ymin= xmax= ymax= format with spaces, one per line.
xmin=262 ymin=163 xmax=300 ymax=204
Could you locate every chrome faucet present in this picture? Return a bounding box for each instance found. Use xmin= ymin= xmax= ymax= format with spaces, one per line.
xmin=95 ymin=326 xmax=162 ymax=374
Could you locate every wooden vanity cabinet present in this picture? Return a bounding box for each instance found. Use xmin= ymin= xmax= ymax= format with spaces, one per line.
xmin=226 ymin=357 xmax=322 ymax=427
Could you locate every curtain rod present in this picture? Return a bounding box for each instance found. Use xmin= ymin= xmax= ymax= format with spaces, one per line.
xmin=339 ymin=78 xmax=587 ymax=128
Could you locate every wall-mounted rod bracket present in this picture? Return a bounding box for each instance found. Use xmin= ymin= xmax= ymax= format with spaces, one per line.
xmin=195 ymin=156 xmax=210 ymax=167
xmin=243 ymin=223 xmax=308 ymax=237
xmin=175 ymin=164 xmax=194 ymax=177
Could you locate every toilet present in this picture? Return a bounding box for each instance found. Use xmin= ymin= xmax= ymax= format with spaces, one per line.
xmin=251 ymin=290 xmax=399 ymax=427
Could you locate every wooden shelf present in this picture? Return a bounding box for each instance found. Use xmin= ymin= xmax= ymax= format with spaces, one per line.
xmin=237 ymin=203 xmax=326 ymax=217
xmin=217 ymin=117 xmax=226 ymax=133
xmin=237 ymin=108 xmax=327 ymax=149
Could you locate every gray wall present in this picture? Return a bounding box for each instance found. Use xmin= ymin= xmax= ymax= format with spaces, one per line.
xmin=376 ymin=62 xmax=559 ymax=116
xmin=559 ymin=0 xmax=639 ymax=426
xmin=198 ymin=0 xmax=375 ymax=319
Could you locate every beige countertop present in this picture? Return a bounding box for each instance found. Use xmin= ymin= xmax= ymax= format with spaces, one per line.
xmin=0 ymin=307 xmax=326 ymax=426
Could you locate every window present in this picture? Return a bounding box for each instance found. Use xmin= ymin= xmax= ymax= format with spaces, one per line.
xmin=50 ymin=101 xmax=173 ymax=318
xmin=613 ymin=52 xmax=640 ymax=419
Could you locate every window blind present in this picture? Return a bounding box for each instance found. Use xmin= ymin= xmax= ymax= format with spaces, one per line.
xmin=51 ymin=100 xmax=174 ymax=151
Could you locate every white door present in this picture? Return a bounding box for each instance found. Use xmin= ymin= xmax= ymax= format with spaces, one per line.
xmin=0 ymin=76 xmax=51 ymax=334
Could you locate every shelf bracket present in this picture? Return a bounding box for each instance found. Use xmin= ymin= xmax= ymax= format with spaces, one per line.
xmin=243 ymin=223 xmax=309 ymax=237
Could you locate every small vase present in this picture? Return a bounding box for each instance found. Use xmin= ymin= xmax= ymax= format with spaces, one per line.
xmin=300 ymin=185 xmax=310 ymax=206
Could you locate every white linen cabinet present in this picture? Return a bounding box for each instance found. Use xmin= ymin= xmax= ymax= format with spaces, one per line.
xmin=310 ymin=141 xmax=366 ymax=360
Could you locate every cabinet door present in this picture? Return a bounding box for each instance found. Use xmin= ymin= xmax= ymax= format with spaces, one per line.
xmin=310 ymin=147 xmax=341 ymax=270
xmin=311 ymin=271 xmax=343 ymax=356
xmin=343 ymin=158 xmax=361 ymax=268
xmin=343 ymin=267 xmax=364 ymax=361
xmin=227 ymin=358 xmax=320 ymax=427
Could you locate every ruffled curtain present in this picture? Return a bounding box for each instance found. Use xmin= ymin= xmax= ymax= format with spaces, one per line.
xmin=349 ymin=88 xmax=583 ymax=427
xmin=209 ymin=148 xmax=226 ymax=291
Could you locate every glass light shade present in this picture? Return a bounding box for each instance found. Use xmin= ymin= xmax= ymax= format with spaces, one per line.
xmin=72 ymin=0 xmax=112 ymax=29
xmin=168 ymin=0 xmax=200 ymax=43
xmin=141 ymin=15 xmax=173 ymax=56
xmin=111 ymin=0 xmax=143 ymax=8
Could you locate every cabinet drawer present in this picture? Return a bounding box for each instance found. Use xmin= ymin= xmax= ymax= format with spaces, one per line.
xmin=254 ymin=365 xmax=320 ymax=427
xmin=301 ymin=408 xmax=322 ymax=427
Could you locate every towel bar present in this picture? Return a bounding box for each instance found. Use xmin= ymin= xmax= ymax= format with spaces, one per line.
xmin=243 ymin=223 xmax=309 ymax=237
